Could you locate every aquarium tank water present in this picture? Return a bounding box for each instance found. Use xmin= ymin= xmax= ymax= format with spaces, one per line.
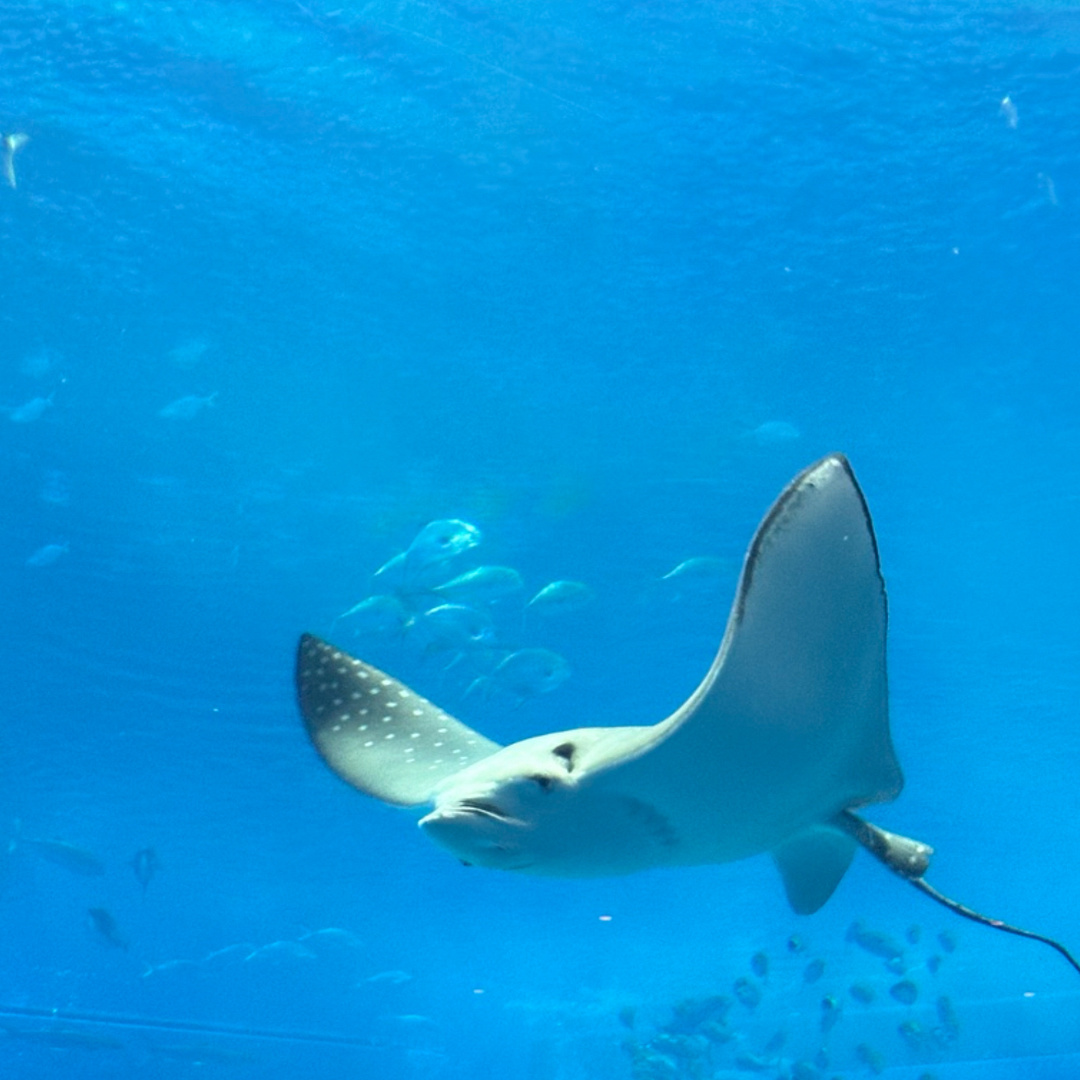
xmin=1 ymin=0 xmax=1078 ymax=1077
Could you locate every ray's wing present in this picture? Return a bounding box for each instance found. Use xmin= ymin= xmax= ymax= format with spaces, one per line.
xmin=591 ymin=455 xmax=901 ymax=838
xmin=296 ymin=635 xmax=502 ymax=807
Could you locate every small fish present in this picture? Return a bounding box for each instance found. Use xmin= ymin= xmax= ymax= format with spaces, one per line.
xmin=926 ymin=954 xmax=942 ymax=974
xmin=749 ymin=419 xmax=801 ymax=445
xmin=389 ymin=1013 xmax=438 ymax=1028
xmin=88 ymin=906 xmax=129 ymax=950
xmin=297 ymin=927 xmax=363 ymax=953
xmin=820 ymin=995 xmax=841 ymax=1033
xmin=25 ymin=542 xmax=68 ymax=568
xmin=849 ymin=982 xmax=875 ymax=1005
xmin=660 ymin=556 xmax=734 ymax=592
xmin=408 ymin=604 xmax=495 ymax=656
xmin=405 ymin=519 xmax=481 ymax=575
xmin=854 ymin=1042 xmax=885 ymax=1075
xmin=846 ymin=921 xmax=904 ymax=961
xmin=667 ymin=994 xmax=730 ymax=1031
xmin=699 ymin=1020 xmax=733 ymax=1044
xmin=935 ymin=995 xmax=960 ymax=1043
xmin=2 ymin=132 xmax=29 ymax=189
xmin=898 ymin=1019 xmax=931 ymax=1051
xmin=937 ymin=929 xmax=957 ymax=953
xmin=1000 ymin=94 xmax=1018 ymax=128
xmin=337 ymin=594 xmax=411 ymax=636
xmin=202 ymin=942 xmax=257 ymax=967
xmin=787 ymin=934 xmax=806 ymax=953
xmin=889 ymin=979 xmax=919 ymax=1006
xmin=470 ymin=648 xmax=571 ymax=701
xmin=526 ymin=580 xmax=594 ymax=617
xmin=21 ymin=833 xmax=105 ymax=876
xmin=141 ymin=958 xmax=199 ymax=978
xmin=732 ymin=976 xmax=761 ymax=1009
xmin=1038 ymin=171 xmax=1059 ymax=207
xmin=244 ymin=940 xmax=317 ymax=964
xmin=364 ymin=969 xmax=413 ymax=985
xmin=158 ymin=392 xmax=218 ymax=419
xmin=884 ymin=955 xmax=907 ymax=975
xmin=7 ymin=393 xmax=54 ymax=423
xmin=803 ymin=957 xmax=825 ymax=983
xmin=617 ymin=1005 xmax=636 ymax=1029
xmin=130 ymin=847 xmax=159 ymax=893
xmin=749 ymin=951 xmax=769 ymax=979
xmin=433 ymin=565 xmax=524 ymax=604
xmin=168 ymin=338 xmax=211 ymax=367
xmin=734 ymin=1051 xmax=770 ymax=1072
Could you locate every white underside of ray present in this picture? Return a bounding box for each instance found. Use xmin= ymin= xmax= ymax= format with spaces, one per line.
xmin=584 ymin=454 xmax=902 ymax=864
xmin=296 ymin=454 xmax=903 ymax=910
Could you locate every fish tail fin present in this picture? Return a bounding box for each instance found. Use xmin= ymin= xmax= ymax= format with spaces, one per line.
xmin=463 ymin=676 xmax=494 ymax=700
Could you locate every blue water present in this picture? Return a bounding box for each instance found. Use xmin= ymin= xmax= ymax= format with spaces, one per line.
xmin=2 ymin=0 xmax=1079 ymax=1076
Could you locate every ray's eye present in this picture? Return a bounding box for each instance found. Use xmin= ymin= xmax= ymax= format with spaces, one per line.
xmin=530 ymin=775 xmax=554 ymax=792
xmin=552 ymin=742 xmax=576 ymax=772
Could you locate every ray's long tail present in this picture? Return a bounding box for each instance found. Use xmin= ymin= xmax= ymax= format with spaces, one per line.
xmin=838 ymin=810 xmax=1080 ymax=977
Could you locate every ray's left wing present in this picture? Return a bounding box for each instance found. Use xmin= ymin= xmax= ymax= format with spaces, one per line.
xmin=296 ymin=635 xmax=502 ymax=807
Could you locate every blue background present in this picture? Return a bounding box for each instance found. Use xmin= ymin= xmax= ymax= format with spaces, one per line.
xmin=1 ymin=0 xmax=1078 ymax=1076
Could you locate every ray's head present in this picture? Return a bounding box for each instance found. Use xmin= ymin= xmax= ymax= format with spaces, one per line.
xmin=418 ymin=736 xmax=580 ymax=871
xmin=417 ymin=732 xmax=678 ymax=877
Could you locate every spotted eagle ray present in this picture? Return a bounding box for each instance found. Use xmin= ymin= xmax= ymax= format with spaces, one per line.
xmin=297 ymin=454 xmax=1078 ymax=974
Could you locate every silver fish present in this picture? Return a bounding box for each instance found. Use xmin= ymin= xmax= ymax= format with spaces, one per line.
xmin=338 ymin=594 xmax=411 ymax=636
xmin=8 ymin=393 xmax=53 ymax=423
xmin=733 ymin=977 xmax=761 ymax=1009
xmin=130 ymin=847 xmax=160 ymax=893
xmin=158 ymin=392 xmax=217 ymax=419
xmin=243 ymin=940 xmax=317 ymax=964
xmin=749 ymin=419 xmax=801 ymax=445
xmin=846 ymin=921 xmax=904 ymax=961
xmin=364 ymin=969 xmax=413 ymax=985
xmin=404 ymin=519 xmax=481 ymax=574
xmin=855 ymin=1043 xmax=885 ymax=1075
xmin=1 ymin=132 xmax=29 ymax=189
xmin=433 ymin=565 xmax=524 ymax=604
xmin=22 ymin=834 xmax=105 ymax=876
xmin=88 ymin=907 xmax=128 ymax=950
xmin=526 ymin=580 xmax=594 ymax=616
xmin=408 ymin=604 xmax=495 ymax=655
xmin=470 ymin=648 xmax=571 ymax=701
xmin=26 ymin=542 xmax=68 ymax=568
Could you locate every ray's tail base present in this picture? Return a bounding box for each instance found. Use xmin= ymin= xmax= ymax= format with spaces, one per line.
xmin=839 ymin=810 xmax=1080 ymax=977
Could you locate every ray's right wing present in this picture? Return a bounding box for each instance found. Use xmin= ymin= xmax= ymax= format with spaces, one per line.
xmin=590 ymin=455 xmax=902 ymax=827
